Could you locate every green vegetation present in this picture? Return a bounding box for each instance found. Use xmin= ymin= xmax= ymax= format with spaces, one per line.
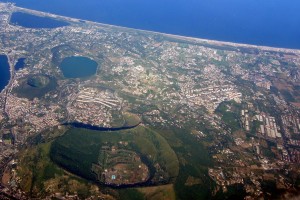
xmin=137 ymin=184 xmax=176 ymax=200
xmin=51 ymin=44 xmax=76 ymax=66
xmin=215 ymin=101 xmax=241 ymax=132
xmin=16 ymin=142 xmax=99 ymax=198
xmin=110 ymin=110 xmax=127 ymax=127
xmin=251 ymin=120 xmax=262 ymax=135
xmin=50 ymin=126 xmax=179 ymax=184
xmin=119 ymin=189 xmax=145 ymax=200
xmin=27 ymin=75 xmax=50 ymax=88
xmin=156 ymin=128 xmax=214 ymax=200
xmin=262 ymin=148 xmax=276 ymax=159
xmin=109 ymin=111 xmax=140 ymax=128
xmin=93 ymin=148 xmax=148 ymax=185
xmin=13 ymin=75 xmax=57 ymax=99
xmin=17 ymin=142 xmax=62 ymax=195
xmin=123 ymin=112 xmax=141 ymax=127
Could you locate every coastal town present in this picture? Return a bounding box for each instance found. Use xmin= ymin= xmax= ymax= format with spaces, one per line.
xmin=0 ymin=2 xmax=300 ymax=199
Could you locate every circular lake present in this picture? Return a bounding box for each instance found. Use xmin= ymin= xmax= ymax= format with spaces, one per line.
xmin=59 ymin=56 xmax=98 ymax=78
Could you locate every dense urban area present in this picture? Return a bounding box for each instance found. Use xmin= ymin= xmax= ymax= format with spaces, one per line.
xmin=0 ymin=2 xmax=300 ymax=200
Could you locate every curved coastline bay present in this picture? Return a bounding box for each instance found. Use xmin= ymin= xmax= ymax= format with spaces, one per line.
xmin=10 ymin=12 xmax=69 ymax=28
xmin=0 ymin=55 xmax=10 ymax=92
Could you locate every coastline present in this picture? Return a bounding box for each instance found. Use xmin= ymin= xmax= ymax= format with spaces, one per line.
xmin=0 ymin=54 xmax=13 ymax=94
xmin=2 ymin=2 xmax=300 ymax=96
xmin=0 ymin=54 xmax=15 ymax=95
xmin=12 ymin=4 xmax=300 ymax=53
xmin=1 ymin=2 xmax=298 ymax=113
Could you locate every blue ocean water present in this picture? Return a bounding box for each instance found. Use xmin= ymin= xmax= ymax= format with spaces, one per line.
xmin=4 ymin=0 xmax=300 ymax=49
xmin=0 ymin=55 xmax=10 ymax=92
xmin=10 ymin=12 xmax=69 ymax=28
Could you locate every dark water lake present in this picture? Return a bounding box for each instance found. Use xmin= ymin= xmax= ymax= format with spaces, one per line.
xmin=10 ymin=12 xmax=69 ymax=28
xmin=64 ymin=122 xmax=141 ymax=131
xmin=5 ymin=0 xmax=300 ymax=49
xmin=0 ymin=55 xmax=10 ymax=92
xmin=14 ymin=58 xmax=26 ymax=70
xmin=59 ymin=56 xmax=98 ymax=78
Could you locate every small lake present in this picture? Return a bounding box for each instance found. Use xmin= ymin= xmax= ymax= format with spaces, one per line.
xmin=63 ymin=122 xmax=141 ymax=131
xmin=14 ymin=58 xmax=26 ymax=70
xmin=0 ymin=55 xmax=10 ymax=92
xmin=59 ymin=56 xmax=98 ymax=78
xmin=10 ymin=12 xmax=69 ymax=28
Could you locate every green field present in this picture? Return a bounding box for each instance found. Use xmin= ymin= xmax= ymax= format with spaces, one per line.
xmin=16 ymin=142 xmax=100 ymax=198
xmin=123 ymin=112 xmax=141 ymax=127
xmin=156 ymin=128 xmax=215 ymax=200
xmin=50 ymin=125 xmax=179 ymax=185
xmin=13 ymin=74 xmax=58 ymax=100
xmin=215 ymin=101 xmax=241 ymax=132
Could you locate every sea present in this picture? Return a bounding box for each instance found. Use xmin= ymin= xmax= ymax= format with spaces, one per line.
xmin=1 ymin=0 xmax=300 ymax=91
xmin=0 ymin=55 xmax=10 ymax=93
xmin=4 ymin=0 xmax=300 ymax=49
